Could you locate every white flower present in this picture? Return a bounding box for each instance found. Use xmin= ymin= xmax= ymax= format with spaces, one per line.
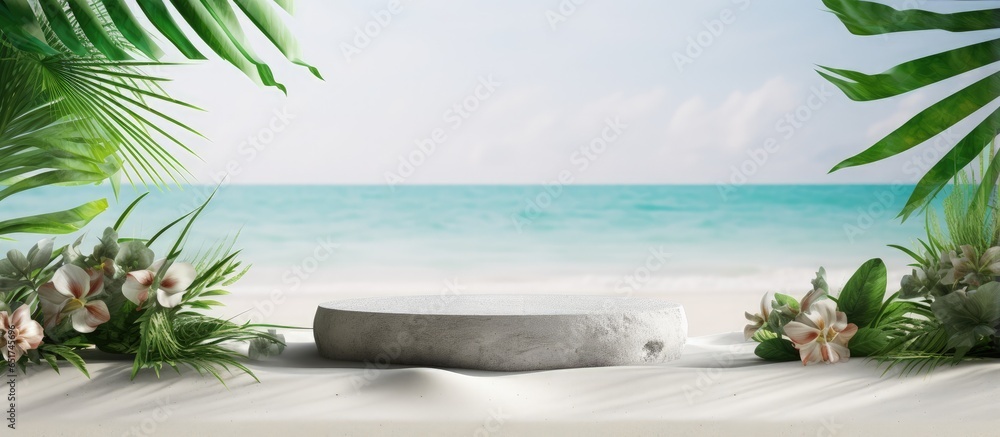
xmin=37 ymin=264 xmax=110 ymax=333
xmin=744 ymin=293 xmax=771 ymax=340
xmin=122 ymin=259 xmax=195 ymax=308
xmin=0 ymin=305 xmax=44 ymax=362
xmin=784 ymin=300 xmax=858 ymax=365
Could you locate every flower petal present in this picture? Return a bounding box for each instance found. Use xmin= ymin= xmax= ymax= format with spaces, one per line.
xmin=986 ymin=261 xmax=1000 ymax=276
xmin=797 ymin=342 xmax=822 ymax=365
xmin=826 ymin=342 xmax=851 ymax=363
xmin=800 ymin=287 xmax=827 ymax=311
xmin=85 ymin=268 xmax=105 ymax=298
xmin=157 ymin=288 xmax=185 ymax=308
xmin=830 ymin=308 xmax=848 ymax=332
xmin=122 ymin=270 xmax=154 ymax=306
xmin=836 ymin=323 xmax=859 ymax=344
xmin=52 ymin=264 xmax=91 ymax=299
xmin=70 ymin=301 xmax=110 ymax=333
xmin=960 ymin=245 xmax=977 ymax=264
xmin=811 ymin=300 xmax=839 ymax=328
xmin=784 ymin=321 xmax=819 ymax=345
xmin=11 ymin=305 xmax=43 ymax=348
xmin=159 ymin=262 xmax=196 ymax=293
xmin=37 ymin=283 xmax=68 ymax=328
xmin=37 ymin=282 xmax=68 ymax=306
xmin=982 ymin=246 xmax=1000 ymax=265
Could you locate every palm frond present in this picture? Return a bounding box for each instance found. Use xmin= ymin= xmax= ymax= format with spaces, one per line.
xmin=820 ymin=0 xmax=1000 ymax=219
xmin=0 ymin=0 xmax=321 ymax=90
xmin=0 ymin=43 xmax=116 ymax=237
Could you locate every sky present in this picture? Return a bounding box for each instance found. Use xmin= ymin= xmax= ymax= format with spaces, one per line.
xmin=150 ymin=0 xmax=1000 ymax=186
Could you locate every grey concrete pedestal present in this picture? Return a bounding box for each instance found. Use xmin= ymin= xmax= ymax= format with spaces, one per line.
xmin=313 ymin=295 xmax=687 ymax=371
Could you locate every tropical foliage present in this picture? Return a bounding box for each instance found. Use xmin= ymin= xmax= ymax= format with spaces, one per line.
xmin=0 ymin=0 xmax=319 ymax=239
xmin=0 ymin=36 xmax=196 ymax=236
xmin=0 ymin=1 xmax=315 ymax=381
xmin=0 ymin=193 xmax=287 ymax=382
xmin=818 ymin=0 xmax=1000 ymax=219
xmin=746 ymin=259 xmax=930 ymax=367
xmin=0 ymin=0 xmax=321 ymax=91
xmin=747 ymin=181 xmax=1000 ymax=372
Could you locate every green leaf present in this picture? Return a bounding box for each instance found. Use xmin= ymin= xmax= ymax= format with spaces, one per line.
xmin=115 ymin=240 xmax=154 ymax=272
xmin=42 ymin=353 xmax=61 ymax=374
xmin=823 ymin=0 xmax=1000 ymax=35
xmin=754 ymin=338 xmax=800 ymax=362
xmin=773 ymin=293 xmax=800 ymax=313
xmin=811 ymin=267 xmax=828 ymax=293
xmin=100 ymin=0 xmax=164 ymax=58
xmin=135 ymin=0 xmax=207 ymax=59
xmin=888 ymin=244 xmax=925 ymax=265
xmin=837 ymin=258 xmax=887 ymax=328
xmin=972 ymin=143 xmax=1000 ymax=218
xmin=0 ymin=278 xmax=31 ymax=292
xmin=65 ymin=0 xmax=132 ymax=60
xmin=828 ymin=72 xmax=1000 ymax=173
xmin=168 ymin=0 xmax=286 ymax=93
xmin=233 ymin=0 xmax=322 ymax=79
xmin=0 ymin=199 xmax=109 ymax=237
xmin=114 ymin=192 xmax=150 ymax=231
xmin=38 ymin=0 xmax=90 ymax=55
xmin=931 ymin=283 xmax=1000 ymax=351
xmin=26 ymin=238 xmax=54 ymax=271
xmin=848 ymin=327 xmax=888 ymax=357
xmin=0 ymin=2 xmax=60 ymax=55
xmin=816 ymin=38 xmax=1000 ymax=101
xmin=899 ymin=106 xmax=1000 ymax=220
xmin=6 ymin=249 xmax=29 ymax=273
xmin=42 ymin=345 xmax=90 ymax=378
xmin=750 ymin=327 xmax=777 ymax=342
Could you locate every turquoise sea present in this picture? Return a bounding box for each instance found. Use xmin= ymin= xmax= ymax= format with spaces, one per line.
xmin=4 ymin=184 xmax=930 ymax=295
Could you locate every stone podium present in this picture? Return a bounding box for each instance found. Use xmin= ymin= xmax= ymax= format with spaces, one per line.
xmin=314 ymin=295 xmax=687 ymax=371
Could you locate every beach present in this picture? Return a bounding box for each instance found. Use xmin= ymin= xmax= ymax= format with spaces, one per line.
xmin=8 ymin=184 xmax=928 ymax=335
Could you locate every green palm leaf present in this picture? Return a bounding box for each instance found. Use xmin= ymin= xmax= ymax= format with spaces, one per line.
xmin=100 ymin=0 xmax=163 ymax=59
xmin=38 ymin=0 xmax=87 ymax=55
xmin=134 ymin=0 xmax=205 ymax=59
xmin=0 ymin=34 xmax=199 ymax=237
xmin=0 ymin=0 xmax=320 ymax=90
xmin=234 ymin=0 xmax=321 ymax=79
xmin=821 ymin=0 xmax=1000 ymax=218
xmin=0 ymin=0 xmax=58 ymax=54
xmin=0 ymin=199 xmax=108 ymax=234
xmin=0 ymin=44 xmax=117 ymax=237
xmin=823 ymin=0 xmax=1000 ymax=35
xmin=170 ymin=0 xmax=284 ymax=92
xmin=65 ymin=0 xmax=131 ymax=60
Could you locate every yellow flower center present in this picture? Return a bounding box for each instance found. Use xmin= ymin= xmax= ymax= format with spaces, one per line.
xmin=63 ymin=298 xmax=85 ymax=313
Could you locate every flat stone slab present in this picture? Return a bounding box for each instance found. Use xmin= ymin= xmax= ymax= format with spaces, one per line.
xmin=313 ymin=295 xmax=687 ymax=371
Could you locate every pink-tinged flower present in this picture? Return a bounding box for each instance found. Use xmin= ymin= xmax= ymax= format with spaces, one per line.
xmin=784 ymin=300 xmax=857 ymax=365
xmin=799 ymin=287 xmax=827 ymax=312
xmin=122 ymin=259 xmax=195 ymax=308
xmin=37 ymin=264 xmax=109 ymax=333
xmin=744 ymin=293 xmax=771 ymax=340
xmin=0 ymin=305 xmax=44 ymax=362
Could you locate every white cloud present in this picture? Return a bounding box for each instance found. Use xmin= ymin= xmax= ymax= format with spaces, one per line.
xmin=664 ymin=77 xmax=799 ymax=156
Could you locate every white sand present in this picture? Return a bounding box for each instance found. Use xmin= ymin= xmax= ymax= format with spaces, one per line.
xmin=17 ymin=292 xmax=998 ymax=436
